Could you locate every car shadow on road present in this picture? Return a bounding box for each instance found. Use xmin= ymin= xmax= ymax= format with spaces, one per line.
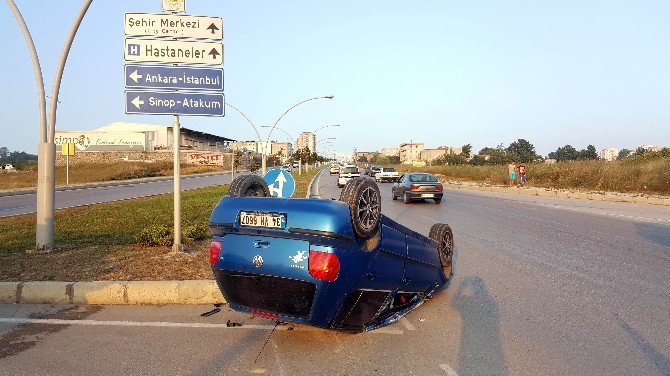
xmin=612 ymin=312 xmax=670 ymax=375
xmin=451 ymin=276 xmax=507 ymax=376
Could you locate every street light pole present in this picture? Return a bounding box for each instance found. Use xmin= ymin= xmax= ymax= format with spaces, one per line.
xmin=263 ymin=94 xmax=334 ymax=175
xmin=8 ymin=0 xmax=92 ymax=252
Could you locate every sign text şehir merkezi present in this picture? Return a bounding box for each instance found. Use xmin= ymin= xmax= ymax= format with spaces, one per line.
xmin=124 ymin=13 xmax=223 ymax=40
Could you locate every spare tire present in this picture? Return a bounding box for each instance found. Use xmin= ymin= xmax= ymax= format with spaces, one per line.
xmin=429 ymin=223 xmax=454 ymax=277
xmin=228 ymin=175 xmax=270 ymax=197
xmin=339 ymin=177 xmax=381 ymax=238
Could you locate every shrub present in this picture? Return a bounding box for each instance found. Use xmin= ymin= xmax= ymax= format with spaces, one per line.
xmin=182 ymin=222 xmax=210 ymax=243
xmin=135 ymin=225 xmax=173 ymax=246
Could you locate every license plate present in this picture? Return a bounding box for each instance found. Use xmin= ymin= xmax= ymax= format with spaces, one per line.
xmin=421 ymin=194 xmax=434 ymax=198
xmin=239 ymin=211 xmax=287 ymax=229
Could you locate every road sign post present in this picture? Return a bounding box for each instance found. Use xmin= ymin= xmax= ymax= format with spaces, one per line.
xmin=123 ymin=1 xmax=224 ymax=252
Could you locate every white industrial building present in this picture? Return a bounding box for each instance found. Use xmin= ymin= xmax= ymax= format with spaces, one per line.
xmin=54 ymin=122 xmax=234 ymax=152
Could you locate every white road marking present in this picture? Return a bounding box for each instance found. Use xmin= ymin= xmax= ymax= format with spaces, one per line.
xmin=439 ymin=363 xmax=458 ymax=376
xmin=0 ymin=317 xmax=404 ymax=334
xmin=400 ymin=317 xmax=416 ymax=330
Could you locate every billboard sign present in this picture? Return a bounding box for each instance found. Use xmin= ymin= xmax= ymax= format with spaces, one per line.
xmin=54 ymin=131 xmax=147 ymax=151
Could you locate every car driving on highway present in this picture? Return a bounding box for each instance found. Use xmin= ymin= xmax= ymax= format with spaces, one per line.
xmin=209 ymin=175 xmax=455 ymax=332
xmin=392 ymin=173 xmax=444 ymax=204
xmin=337 ymin=165 xmax=360 ymax=188
xmin=329 ymin=164 xmax=340 ymax=175
xmin=374 ymin=167 xmax=400 ymax=183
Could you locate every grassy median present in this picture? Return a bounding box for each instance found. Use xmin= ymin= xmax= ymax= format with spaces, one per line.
xmin=0 ymin=168 xmax=320 ymax=281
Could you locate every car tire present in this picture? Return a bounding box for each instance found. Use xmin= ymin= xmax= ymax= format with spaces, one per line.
xmin=403 ymin=192 xmax=411 ymax=204
xmin=429 ymin=223 xmax=454 ymax=277
xmin=434 ymin=199 xmax=441 ymax=204
xmin=391 ymin=189 xmax=397 ymax=200
xmin=340 ymin=177 xmax=381 ymax=238
xmin=229 ymin=175 xmax=270 ymax=197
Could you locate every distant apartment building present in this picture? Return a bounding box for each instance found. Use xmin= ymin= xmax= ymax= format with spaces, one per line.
xmin=400 ymin=142 xmax=425 ymax=164
xmin=600 ymin=147 xmax=619 ymax=161
xmin=420 ymin=149 xmax=446 ymax=163
xmin=638 ymin=145 xmax=661 ymax=152
xmin=229 ymin=141 xmax=292 ymax=157
xmin=295 ymin=132 xmax=316 ymax=152
xmin=354 ymin=151 xmax=374 ymax=162
xmin=379 ymin=147 xmax=400 ymax=157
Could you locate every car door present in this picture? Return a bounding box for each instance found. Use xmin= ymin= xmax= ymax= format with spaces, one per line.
xmin=394 ymin=174 xmax=407 ymax=197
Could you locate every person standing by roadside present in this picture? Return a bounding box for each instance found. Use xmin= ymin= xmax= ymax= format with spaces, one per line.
xmin=507 ymin=160 xmax=516 ymax=186
xmin=518 ymin=162 xmax=527 ymax=187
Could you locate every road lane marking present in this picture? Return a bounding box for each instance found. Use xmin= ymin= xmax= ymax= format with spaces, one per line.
xmin=0 ymin=318 xmax=403 ymax=334
xmin=439 ymin=363 xmax=458 ymax=376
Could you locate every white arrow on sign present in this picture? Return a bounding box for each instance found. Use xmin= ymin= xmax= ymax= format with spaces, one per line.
xmin=131 ymin=96 xmax=144 ymax=109
xmin=268 ymin=171 xmax=288 ymax=197
xmin=129 ymin=70 xmax=142 ymax=83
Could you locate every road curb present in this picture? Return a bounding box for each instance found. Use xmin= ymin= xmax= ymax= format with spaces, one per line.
xmin=307 ymin=168 xmax=326 ymax=198
xmin=442 ymin=182 xmax=670 ymax=206
xmin=0 ymin=280 xmax=225 ymax=305
xmin=0 ymin=170 xmax=244 ymax=198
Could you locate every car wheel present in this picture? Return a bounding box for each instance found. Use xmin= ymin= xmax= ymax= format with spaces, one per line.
xmin=340 ymin=177 xmax=381 ymax=238
xmin=429 ymin=223 xmax=454 ymax=277
xmin=434 ymin=199 xmax=441 ymax=204
xmin=391 ymin=189 xmax=397 ymax=200
xmin=229 ymin=175 xmax=270 ymax=197
xmin=403 ymin=192 xmax=411 ymax=204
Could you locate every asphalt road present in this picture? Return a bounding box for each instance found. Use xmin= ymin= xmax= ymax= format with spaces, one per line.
xmin=0 ymin=172 xmax=236 ymax=218
xmin=1 ymin=172 xmax=668 ymax=375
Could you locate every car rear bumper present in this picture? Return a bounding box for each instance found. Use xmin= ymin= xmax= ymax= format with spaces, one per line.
xmin=406 ymin=191 xmax=443 ymax=200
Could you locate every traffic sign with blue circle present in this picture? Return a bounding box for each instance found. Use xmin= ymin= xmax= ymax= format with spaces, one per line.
xmin=263 ymin=168 xmax=296 ymax=198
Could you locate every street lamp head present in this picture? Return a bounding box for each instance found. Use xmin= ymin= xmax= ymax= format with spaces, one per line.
xmin=323 ymin=94 xmax=335 ymax=99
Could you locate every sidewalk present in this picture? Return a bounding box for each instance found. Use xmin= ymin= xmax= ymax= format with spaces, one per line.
xmin=441 ymin=180 xmax=670 ymax=206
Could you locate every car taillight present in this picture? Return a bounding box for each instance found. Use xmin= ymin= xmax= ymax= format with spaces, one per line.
xmin=309 ymin=250 xmax=340 ymax=282
xmin=209 ymin=241 xmax=222 ymax=266
xmin=436 ymin=184 xmax=443 ymax=191
xmin=410 ymin=184 xmax=420 ymax=190
xmin=251 ymin=310 xmax=280 ymax=319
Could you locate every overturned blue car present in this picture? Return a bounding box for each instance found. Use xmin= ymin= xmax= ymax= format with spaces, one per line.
xmin=209 ymin=175 xmax=454 ymax=332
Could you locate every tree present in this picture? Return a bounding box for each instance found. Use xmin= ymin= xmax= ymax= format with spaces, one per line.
xmin=388 ymin=155 xmax=400 ymax=164
xmin=634 ymin=147 xmax=649 ymax=156
xmin=461 ymin=144 xmax=472 ymax=158
xmin=507 ymin=139 xmax=538 ymax=163
xmin=469 ymin=155 xmax=486 ymax=166
xmin=233 ymin=150 xmax=242 ymax=172
xmin=617 ymin=149 xmax=631 ymax=160
xmin=548 ymin=145 xmax=579 ymax=161
xmin=579 ymin=145 xmax=598 ymax=160
xmin=0 ymin=147 xmax=8 ymax=159
xmin=357 ymin=155 xmax=368 ymax=163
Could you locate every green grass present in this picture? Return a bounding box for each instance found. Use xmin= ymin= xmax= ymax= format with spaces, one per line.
xmin=0 ymin=168 xmax=321 ymax=256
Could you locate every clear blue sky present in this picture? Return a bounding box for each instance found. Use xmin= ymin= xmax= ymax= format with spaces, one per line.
xmin=1 ymin=0 xmax=669 ymax=157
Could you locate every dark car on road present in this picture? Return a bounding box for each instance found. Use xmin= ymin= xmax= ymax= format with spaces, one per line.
xmin=209 ymin=175 xmax=454 ymax=332
xmin=391 ymin=173 xmax=444 ymax=204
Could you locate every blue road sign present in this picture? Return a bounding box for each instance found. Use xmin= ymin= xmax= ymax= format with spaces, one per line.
xmin=263 ymin=168 xmax=296 ymax=198
xmin=125 ymin=91 xmax=225 ymax=116
xmin=125 ymin=65 xmax=223 ymax=91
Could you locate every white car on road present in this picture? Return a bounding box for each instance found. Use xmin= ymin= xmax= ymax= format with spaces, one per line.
xmin=375 ymin=167 xmax=400 ymax=183
xmin=337 ymin=165 xmax=360 ymax=188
